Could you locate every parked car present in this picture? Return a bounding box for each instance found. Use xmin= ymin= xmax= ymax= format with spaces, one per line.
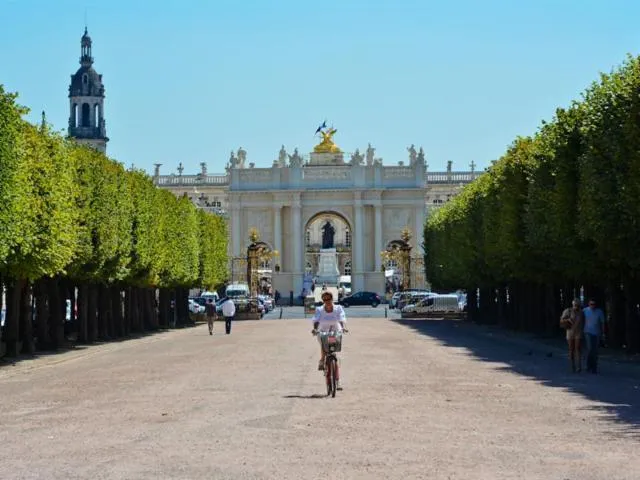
xmin=257 ymin=295 xmax=274 ymax=312
xmin=188 ymin=299 xmax=204 ymax=314
xmin=339 ymin=291 xmax=381 ymax=308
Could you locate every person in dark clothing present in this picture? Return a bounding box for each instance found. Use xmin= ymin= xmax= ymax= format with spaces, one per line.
xmin=205 ymin=298 xmax=217 ymax=335
xmin=289 ymin=290 xmax=294 ymax=307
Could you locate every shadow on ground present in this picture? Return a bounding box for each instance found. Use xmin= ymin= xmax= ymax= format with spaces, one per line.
xmin=393 ymin=318 xmax=640 ymax=437
xmin=0 ymin=326 xmax=187 ymax=368
xmin=283 ymin=394 xmax=327 ymax=400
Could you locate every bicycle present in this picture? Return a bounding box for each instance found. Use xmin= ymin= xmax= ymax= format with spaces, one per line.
xmin=314 ymin=329 xmax=348 ymax=398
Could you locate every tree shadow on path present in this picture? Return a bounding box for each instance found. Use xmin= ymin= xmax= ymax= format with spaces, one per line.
xmin=393 ymin=318 xmax=640 ymax=437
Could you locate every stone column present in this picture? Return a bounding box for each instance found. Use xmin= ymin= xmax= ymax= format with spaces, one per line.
xmin=291 ymin=193 xmax=302 ymax=293
xmin=273 ymin=204 xmax=282 ymax=260
xmin=353 ymin=192 xmax=364 ymax=292
xmin=374 ymin=203 xmax=383 ymax=272
xmin=230 ymin=203 xmax=241 ymax=257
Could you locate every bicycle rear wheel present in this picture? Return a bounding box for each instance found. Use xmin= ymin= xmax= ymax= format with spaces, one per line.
xmin=326 ymin=357 xmax=337 ymax=398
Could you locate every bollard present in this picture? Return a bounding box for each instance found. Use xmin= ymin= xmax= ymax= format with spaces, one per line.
xmin=385 ymin=306 xmax=388 ymax=318
xmin=279 ymin=307 xmax=283 ymax=319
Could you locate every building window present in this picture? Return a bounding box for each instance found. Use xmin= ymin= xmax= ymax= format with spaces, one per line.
xmin=345 ymin=230 xmax=351 ymax=248
xmin=386 ymin=259 xmax=398 ymax=269
xmin=305 ymin=262 xmax=313 ymax=274
xmin=305 ymin=230 xmax=311 ymax=247
xmin=81 ymin=103 xmax=91 ymax=127
xmin=259 ymin=259 xmax=270 ymax=269
xmin=82 ymin=74 xmax=88 ymax=84
xmin=433 ymin=199 xmax=444 ymax=205
xmin=344 ymin=261 xmax=352 ymax=276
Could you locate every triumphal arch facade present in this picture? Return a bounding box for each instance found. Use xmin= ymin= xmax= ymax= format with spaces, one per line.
xmin=225 ymin=129 xmax=428 ymax=296
xmin=154 ymin=127 xmax=482 ymax=296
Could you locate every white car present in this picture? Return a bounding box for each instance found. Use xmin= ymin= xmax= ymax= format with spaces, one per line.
xmin=188 ymin=299 xmax=204 ymax=314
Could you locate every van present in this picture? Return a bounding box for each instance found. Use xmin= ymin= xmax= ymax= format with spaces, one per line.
xmin=225 ymin=283 xmax=250 ymax=298
xmin=338 ymin=275 xmax=352 ymax=296
xmin=402 ymin=294 xmax=461 ymax=315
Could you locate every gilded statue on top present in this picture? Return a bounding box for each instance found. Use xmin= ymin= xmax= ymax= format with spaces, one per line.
xmin=313 ymin=126 xmax=341 ymax=153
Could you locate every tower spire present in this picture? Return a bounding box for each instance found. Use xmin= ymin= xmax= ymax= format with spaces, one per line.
xmin=80 ymin=27 xmax=93 ymax=67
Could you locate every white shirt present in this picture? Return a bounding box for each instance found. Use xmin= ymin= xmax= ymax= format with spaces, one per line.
xmin=221 ymin=299 xmax=236 ymax=317
xmin=312 ymin=304 xmax=346 ymax=332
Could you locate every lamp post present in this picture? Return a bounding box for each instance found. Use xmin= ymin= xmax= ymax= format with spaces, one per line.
xmin=380 ymin=227 xmax=413 ymax=292
xmin=246 ymin=228 xmax=279 ymax=297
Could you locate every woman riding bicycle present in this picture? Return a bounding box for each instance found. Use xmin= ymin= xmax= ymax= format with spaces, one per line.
xmin=311 ymin=291 xmax=348 ymax=372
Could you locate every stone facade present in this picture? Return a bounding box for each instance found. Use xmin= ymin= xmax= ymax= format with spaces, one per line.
xmin=154 ymin=151 xmax=482 ymax=295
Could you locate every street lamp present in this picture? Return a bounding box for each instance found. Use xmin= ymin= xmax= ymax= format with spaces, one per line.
xmin=246 ymin=228 xmax=279 ymax=296
xmin=380 ymin=227 xmax=413 ymax=292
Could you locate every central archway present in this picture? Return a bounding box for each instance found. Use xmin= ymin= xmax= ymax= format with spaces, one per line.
xmin=303 ymin=211 xmax=352 ymax=294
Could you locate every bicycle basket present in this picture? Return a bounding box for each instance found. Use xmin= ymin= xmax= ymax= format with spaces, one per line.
xmin=319 ymin=332 xmax=342 ymax=353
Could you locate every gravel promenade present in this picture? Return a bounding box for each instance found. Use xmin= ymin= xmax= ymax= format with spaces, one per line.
xmin=1 ymin=315 xmax=638 ymax=480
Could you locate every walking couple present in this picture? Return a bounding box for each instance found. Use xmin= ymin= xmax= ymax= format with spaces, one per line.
xmin=560 ymin=298 xmax=606 ymax=373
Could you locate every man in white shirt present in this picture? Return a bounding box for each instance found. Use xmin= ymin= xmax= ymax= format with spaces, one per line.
xmin=221 ymin=297 xmax=236 ymax=335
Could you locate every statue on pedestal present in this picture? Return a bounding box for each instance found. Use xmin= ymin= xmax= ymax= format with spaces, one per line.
xmin=313 ymin=127 xmax=341 ymax=153
xmin=321 ymin=221 xmax=335 ymax=249
xmin=350 ymin=148 xmax=364 ymax=166
xmin=237 ymin=147 xmax=247 ymax=169
xmin=417 ymin=147 xmax=425 ymax=165
xmin=278 ymin=145 xmax=287 ymax=167
xmin=407 ymin=144 xmax=417 ymax=165
xmin=288 ymin=148 xmax=303 ymax=167
xmin=227 ymin=150 xmax=238 ymax=170
xmin=366 ymin=143 xmax=375 ymax=166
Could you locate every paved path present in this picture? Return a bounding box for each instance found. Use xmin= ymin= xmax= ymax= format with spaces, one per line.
xmin=0 ymin=316 xmax=638 ymax=480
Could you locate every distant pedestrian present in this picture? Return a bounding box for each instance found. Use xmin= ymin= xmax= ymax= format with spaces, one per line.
xmin=205 ymin=298 xmax=217 ymax=335
xmin=289 ymin=290 xmax=294 ymax=307
xmin=274 ymin=290 xmax=281 ymax=306
xmin=221 ymin=297 xmax=236 ymax=335
xmin=583 ymin=299 xmax=606 ymax=373
xmin=560 ymin=298 xmax=585 ymax=372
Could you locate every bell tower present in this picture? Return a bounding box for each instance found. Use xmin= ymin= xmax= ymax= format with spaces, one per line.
xmin=68 ymin=28 xmax=108 ymax=153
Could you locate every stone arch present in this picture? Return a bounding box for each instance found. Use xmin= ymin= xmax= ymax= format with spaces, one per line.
xmin=303 ymin=210 xmax=353 ymax=287
xmin=81 ymin=103 xmax=91 ymax=127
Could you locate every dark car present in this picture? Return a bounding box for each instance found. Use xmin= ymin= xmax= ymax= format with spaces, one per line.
xmin=339 ymin=291 xmax=381 ymax=308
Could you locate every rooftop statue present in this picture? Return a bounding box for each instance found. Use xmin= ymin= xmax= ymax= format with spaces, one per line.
xmin=288 ymin=147 xmax=303 ymax=167
xmin=366 ymin=143 xmax=375 ymax=166
xmin=313 ymin=126 xmax=341 ymax=153
xmin=350 ymin=148 xmax=364 ymax=166
xmin=278 ymin=145 xmax=287 ymax=167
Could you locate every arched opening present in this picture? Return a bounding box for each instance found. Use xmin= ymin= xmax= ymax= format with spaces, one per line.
xmin=94 ymin=104 xmax=100 ymax=126
xmin=383 ymin=239 xmax=411 ymax=293
xmin=82 ymin=73 xmax=88 ymax=84
xmin=304 ymin=211 xmax=352 ymax=292
xmin=73 ymin=104 xmax=78 ymax=127
xmin=81 ymin=103 xmax=91 ymax=127
xmin=344 ymin=260 xmax=352 ymax=276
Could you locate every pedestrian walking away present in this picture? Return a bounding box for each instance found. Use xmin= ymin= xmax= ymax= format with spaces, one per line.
xmin=583 ymin=299 xmax=606 ymax=373
xmin=205 ymin=298 xmax=217 ymax=335
xmin=221 ymin=297 xmax=236 ymax=335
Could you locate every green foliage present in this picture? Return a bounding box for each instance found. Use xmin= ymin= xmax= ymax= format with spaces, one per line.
xmin=424 ymin=55 xmax=640 ymax=291
xmin=0 ymin=85 xmax=228 ymax=288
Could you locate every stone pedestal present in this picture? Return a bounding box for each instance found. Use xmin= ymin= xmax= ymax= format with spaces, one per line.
xmin=308 ymin=152 xmax=345 ymax=166
xmin=315 ymin=248 xmax=340 ymax=285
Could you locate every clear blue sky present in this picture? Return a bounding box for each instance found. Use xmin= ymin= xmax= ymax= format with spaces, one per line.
xmin=1 ymin=0 xmax=639 ymax=175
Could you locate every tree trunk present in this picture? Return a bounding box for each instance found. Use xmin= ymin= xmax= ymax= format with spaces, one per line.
xmin=34 ymin=279 xmax=50 ymax=350
xmin=77 ymin=283 xmax=89 ymax=343
xmin=88 ymin=284 xmax=98 ymax=342
xmin=4 ymin=278 xmax=24 ymax=357
xmin=112 ymin=286 xmax=123 ymax=338
xmin=48 ymin=276 xmax=64 ymax=350
xmin=19 ymin=281 xmax=34 ymax=354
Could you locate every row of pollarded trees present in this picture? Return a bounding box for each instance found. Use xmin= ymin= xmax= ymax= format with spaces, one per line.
xmin=0 ymin=86 xmax=228 ymax=357
xmin=424 ymin=55 xmax=640 ymax=353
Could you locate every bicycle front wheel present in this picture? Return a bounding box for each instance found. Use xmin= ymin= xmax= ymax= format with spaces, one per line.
xmin=326 ymin=357 xmax=337 ymax=398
